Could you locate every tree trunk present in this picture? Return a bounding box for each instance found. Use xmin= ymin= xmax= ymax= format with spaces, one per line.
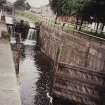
xmin=101 ymin=23 xmax=105 ymax=34
xmin=55 ymin=15 xmax=58 ymax=24
xmin=62 ymin=23 xmax=66 ymax=30
xmin=75 ymin=16 xmax=79 ymax=29
xmin=78 ymin=17 xmax=83 ymax=31
xmin=95 ymin=22 xmax=99 ymax=34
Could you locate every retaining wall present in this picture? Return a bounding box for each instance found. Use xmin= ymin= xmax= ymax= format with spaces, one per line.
xmin=40 ymin=23 xmax=105 ymax=105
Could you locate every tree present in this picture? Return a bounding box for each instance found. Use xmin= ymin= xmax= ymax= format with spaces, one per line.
xmin=49 ymin=0 xmax=88 ymax=28
xmin=14 ymin=0 xmax=26 ymax=10
xmin=50 ymin=0 xmax=74 ymax=23
xmin=50 ymin=0 xmax=105 ymax=33
xmin=25 ymin=2 xmax=31 ymax=10
xmin=80 ymin=0 xmax=105 ymax=32
xmin=0 ymin=0 xmax=6 ymax=7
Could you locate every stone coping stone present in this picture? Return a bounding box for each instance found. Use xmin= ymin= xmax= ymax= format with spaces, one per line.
xmin=0 ymin=39 xmax=21 ymax=105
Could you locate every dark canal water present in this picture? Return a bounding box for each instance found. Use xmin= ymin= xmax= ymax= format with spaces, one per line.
xmin=18 ymin=44 xmax=72 ymax=105
xmin=9 ymin=18 xmax=73 ymax=105
xmin=18 ymin=44 xmax=54 ymax=105
xmin=9 ymin=26 xmax=69 ymax=105
xmin=9 ymin=19 xmax=72 ymax=105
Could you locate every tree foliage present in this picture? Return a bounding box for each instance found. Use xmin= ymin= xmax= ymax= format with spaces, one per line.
xmin=50 ymin=0 xmax=105 ymax=19
xmin=84 ymin=0 xmax=105 ymax=23
xmin=50 ymin=0 xmax=105 ymax=32
xmin=0 ymin=0 xmax=6 ymax=7
xmin=80 ymin=0 xmax=105 ymax=32
xmin=50 ymin=0 xmax=88 ymax=16
xmin=25 ymin=2 xmax=31 ymax=10
xmin=14 ymin=0 xmax=31 ymax=10
xmin=50 ymin=0 xmax=74 ymax=16
xmin=14 ymin=0 xmax=26 ymax=9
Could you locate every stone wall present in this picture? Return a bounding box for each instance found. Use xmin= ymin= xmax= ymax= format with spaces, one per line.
xmin=40 ymin=24 xmax=105 ymax=72
xmin=39 ymin=23 xmax=105 ymax=105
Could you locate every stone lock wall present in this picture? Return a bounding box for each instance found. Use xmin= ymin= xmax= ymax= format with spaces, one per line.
xmin=39 ymin=23 xmax=105 ymax=105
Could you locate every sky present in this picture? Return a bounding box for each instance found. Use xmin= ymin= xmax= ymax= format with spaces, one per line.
xmin=7 ymin=0 xmax=49 ymax=7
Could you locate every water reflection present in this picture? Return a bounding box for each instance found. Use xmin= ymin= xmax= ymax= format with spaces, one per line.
xmin=19 ymin=45 xmax=53 ymax=105
xmin=34 ymin=51 xmax=53 ymax=105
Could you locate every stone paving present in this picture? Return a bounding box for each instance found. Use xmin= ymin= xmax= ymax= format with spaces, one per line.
xmin=0 ymin=23 xmax=21 ymax=105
